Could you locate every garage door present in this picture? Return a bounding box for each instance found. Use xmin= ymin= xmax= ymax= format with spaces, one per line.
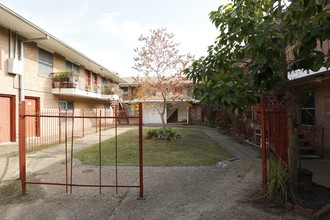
xmin=142 ymin=104 xmax=163 ymax=124
xmin=0 ymin=97 xmax=11 ymax=143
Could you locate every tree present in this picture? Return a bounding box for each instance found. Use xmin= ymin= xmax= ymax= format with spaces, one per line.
xmin=133 ymin=28 xmax=192 ymax=133
xmin=185 ymin=0 xmax=330 ymax=186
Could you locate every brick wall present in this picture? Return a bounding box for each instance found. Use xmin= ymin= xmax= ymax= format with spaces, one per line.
xmin=0 ymin=26 xmax=20 ymax=97
xmin=315 ymin=77 xmax=330 ymax=149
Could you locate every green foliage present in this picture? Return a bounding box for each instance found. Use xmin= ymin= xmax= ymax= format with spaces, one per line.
xmin=266 ymin=157 xmax=288 ymax=205
xmin=53 ymin=71 xmax=71 ymax=82
xmin=285 ymin=0 xmax=330 ymax=71
xmin=146 ymin=127 xmax=181 ymax=140
xmin=184 ymin=0 xmax=330 ymax=109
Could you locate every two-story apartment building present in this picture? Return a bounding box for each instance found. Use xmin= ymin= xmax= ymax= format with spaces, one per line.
xmin=119 ymin=76 xmax=201 ymax=125
xmin=0 ymin=4 xmax=126 ymax=144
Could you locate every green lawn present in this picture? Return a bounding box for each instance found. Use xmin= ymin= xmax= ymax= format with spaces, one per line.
xmin=74 ymin=128 xmax=229 ymax=166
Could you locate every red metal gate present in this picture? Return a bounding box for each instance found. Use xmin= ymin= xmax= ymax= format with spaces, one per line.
xmin=19 ymin=102 xmax=144 ymax=199
xmin=260 ymin=96 xmax=288 ymax=193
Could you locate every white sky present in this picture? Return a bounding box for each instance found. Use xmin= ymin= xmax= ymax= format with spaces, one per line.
xmin=1 ymin=0 xmax=228 ymax=77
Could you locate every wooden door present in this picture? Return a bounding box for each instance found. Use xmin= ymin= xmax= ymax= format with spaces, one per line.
xmin=0 ymin=97 xmax=11 ymax=143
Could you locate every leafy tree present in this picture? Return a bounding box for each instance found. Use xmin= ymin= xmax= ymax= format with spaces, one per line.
xmin=185 ymin=0 xmax=330 ymax=185
xmin=133 ymin=28 xmax=192 ymax=133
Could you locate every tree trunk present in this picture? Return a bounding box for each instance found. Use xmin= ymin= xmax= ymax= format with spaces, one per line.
xmin=160 ymin=101 xmax=166 ymax=134
xmin=285 ymin=90 xmax=298 ymax=189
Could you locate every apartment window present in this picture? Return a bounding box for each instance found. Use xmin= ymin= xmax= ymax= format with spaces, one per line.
xmin=301 ymin=93 xmax=315 ymax=126
xmin=122 ymin=86 xmax=128 ymax=94
xmin=59 ymin=100 xmax=74 ymax=122
xmin=66 ymin=60 xmax=80 ymax=73
xmin=38 ymin=48 xmax=53 ymax=77
xmin=101 ymin=77 xmax=108 ymax=85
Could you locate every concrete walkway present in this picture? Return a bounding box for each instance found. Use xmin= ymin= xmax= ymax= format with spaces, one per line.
xmin=0 ymin=126 xmax=307 ymax=220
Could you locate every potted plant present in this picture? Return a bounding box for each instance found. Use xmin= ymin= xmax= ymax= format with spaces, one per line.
xmin=53 ymin=72 xmax=71 ymax=88
xmin=102 ymin=84 xmax=113 ymax=95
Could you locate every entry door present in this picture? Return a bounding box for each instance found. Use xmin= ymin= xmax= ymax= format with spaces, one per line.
xmin=25 ymin=98 xmax=37 ymax=137
xmin=0 ymin=97 xmax=11 ymax=143
xmin=85 ymin=70 xmax=91 ymax=91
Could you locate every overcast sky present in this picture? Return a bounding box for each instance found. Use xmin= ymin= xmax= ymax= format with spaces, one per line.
xmin=1 ymin=0 xmax=228 ymax=77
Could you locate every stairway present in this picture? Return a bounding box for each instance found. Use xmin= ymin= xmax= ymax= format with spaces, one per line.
xmin=111 ymin=99 xmax=129 ymax=124
xmin=297 ymin=131 xmax=321 ymax=159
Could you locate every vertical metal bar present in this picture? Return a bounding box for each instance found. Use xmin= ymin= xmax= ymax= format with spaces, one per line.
xmin=321 ymin=126 xmax=324 ymax=159
xmin=260 ymin=96 xmax=267 ymax=194
xmin=139 ymin=102 xmax=144 ymax=199
xmin=59 ymin=106 xmax=62 ymax=144
xmin=19 ymin=101 xmax=27 ymax=194
xmin=44 ymin=110 xmax=46 ymax=146
xmin=82 ymin=109 xmax=85 ymax=137
xmin=52 ymin=109 xmax=55 ymax=145
xmin=115 ymin=105 xmax=118 ymax=194
xmin=104 ymin=109 xmax=107 ymax=130
xmin=95 ymin=110 xmax=98 ymax=133
xmin=99 ymin=110 xmax=102 ymax=194
xmin=70 ymin=109 xmax=75 ymax=194
xmin=65 ymin=110 xmax=68 ymax=193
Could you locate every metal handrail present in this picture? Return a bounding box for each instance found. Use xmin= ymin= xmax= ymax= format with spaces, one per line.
xmin=297 ymin=107 xmax=324 ymax=158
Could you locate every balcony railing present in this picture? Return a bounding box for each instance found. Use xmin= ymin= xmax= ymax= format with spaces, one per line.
xmin=51 ymin=72 xmax=123 ymax=100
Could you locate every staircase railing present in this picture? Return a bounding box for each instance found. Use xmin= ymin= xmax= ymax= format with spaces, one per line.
xmin=297 ymin=106 xmax=324 ymax=158
xmin=114 ymin=98 xmax=129 ymax=124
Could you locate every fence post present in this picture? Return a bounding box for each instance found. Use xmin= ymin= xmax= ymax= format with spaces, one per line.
xmin=59 ymin=106 xmax=62 ymax=144
xmin=95 ymin=110 xmax=98 ymax=133
xmin=138 ymin=102 xmax=144 ymax=199
xmin=82 ymin=109 xmax=85 ymax=137
xmin=260 ymin=96 xmax=267 ymax=194
xmin=19 ymin=101 xmax=27 ymax=194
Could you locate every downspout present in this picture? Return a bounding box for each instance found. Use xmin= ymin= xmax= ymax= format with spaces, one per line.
xmin=19 ymin=35 xmax=50 ymax=102
xmin=19 ymin=41 xmax=24 ymax=102
xmin=9 ymin=29 xmax=12 ymax=58
xmin=14 ymin=32 xmax=17 ymax=59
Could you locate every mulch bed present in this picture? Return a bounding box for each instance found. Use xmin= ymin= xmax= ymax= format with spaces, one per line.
xmin=288 ymin=183 xmax=330 ymax=219
xmin=293 ymin=184 xmax=330 ymax=212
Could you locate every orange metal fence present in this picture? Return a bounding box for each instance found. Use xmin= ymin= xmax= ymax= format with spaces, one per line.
xmin=24 ymin=108 xmax=115 ymax=150
xmin=19 ymin=101 xmax=144 ymax=199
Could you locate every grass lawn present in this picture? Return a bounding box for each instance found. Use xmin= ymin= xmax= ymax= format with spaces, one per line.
xmin=74 ymin=128 xmax=229 ymax=166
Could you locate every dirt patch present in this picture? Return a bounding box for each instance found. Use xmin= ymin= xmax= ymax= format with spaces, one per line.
xmin=0 ymin=177 xmax=44 ymax=205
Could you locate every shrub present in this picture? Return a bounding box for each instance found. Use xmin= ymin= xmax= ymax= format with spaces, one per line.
xmin=265 ymin=157 xmax=288 ymax=205
xmin=146 ymin=128 xmax=181 ymax=140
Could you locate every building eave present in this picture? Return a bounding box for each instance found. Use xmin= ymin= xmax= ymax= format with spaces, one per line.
xmin=0 ymin=4 xmax=126 ymax=83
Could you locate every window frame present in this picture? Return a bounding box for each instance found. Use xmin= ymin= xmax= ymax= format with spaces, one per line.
xmin=66 ymin=60 xmax=80 ymax=74
xmin=38 ymin=48 xmax=53 ymax=77
xmin=59 ymin=100 xmax=74 ymax=122
xmin=300 ymin=93 xmax=315 ymax=126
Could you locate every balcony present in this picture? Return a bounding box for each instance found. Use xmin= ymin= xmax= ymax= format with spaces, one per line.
xmin=51 ymin=72 xmax=123 ymax=101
